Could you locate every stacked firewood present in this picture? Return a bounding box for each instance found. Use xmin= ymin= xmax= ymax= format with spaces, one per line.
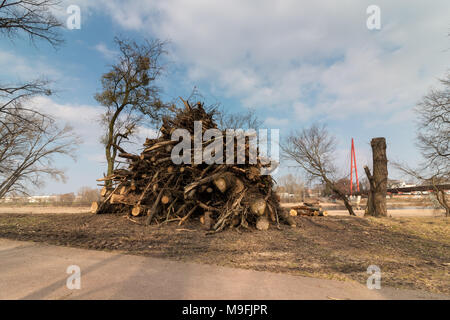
xmin=91 ymin=100 xmax=295 ymax=232
xmin=289 ymin=202 xmax=328 ymax=217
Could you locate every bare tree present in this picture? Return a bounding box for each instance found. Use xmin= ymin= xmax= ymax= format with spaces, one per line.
xmin=394 ymin=73 xmax=449 ymax=216
xmin=0 ymin=0 xmax=62 ymax=122
xmin=0 ymin=0 xmax=62 ymax=127
xmin=0 ymin=80 xmax=80 ymax=198
xmin=0 ymin=0 xmax=77 ymax=198
xmin=0 ymin=107 xmax=79 ymax=198
xmin=0 ymin=79 xmax=52 ymax=124
xmin=77 ymin=186 xmax=100 ymax=205
xmin=95 ymin=37 xmax=169 ymax=180
xmin=394 ymin=165 xmax=449 ymax=216
xmin=281 ymin=124 xmax=356 ymax=216
xmin=0 ymin=0 xmax=63 ymax=46
xmin=277 ymin=174 xmax=304 ymax=194
xmin=216 ymin=107 xmax=262 ymax=130
xmin=416 ymin=73 xmax=449 ymax=177
xmin=58 ymin=192 xmax=75 ymax=205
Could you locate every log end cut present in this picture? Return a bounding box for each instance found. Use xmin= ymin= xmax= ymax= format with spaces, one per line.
xmin=90 ymin=201 xmax=99 ymax=214
xmin=250 ymin=198 xmax=267 ymax=216
xmin=256 ymin=216 xmax=270 ymax=231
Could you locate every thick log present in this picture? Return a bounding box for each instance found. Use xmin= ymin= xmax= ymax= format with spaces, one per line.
xmin=256 ymin=216 xmax=270 ymax=231
xmin=119 ymin=186 xmax=128 ymax=195
xmin=119 ymin=153 xmax=140 ymax=161
xmin=365 ymin=138 xmax=388 ymax=217
xmin=213 ymin=173 xmax=244 ymax=194
xmin=90 ymin=201 xmax=99 ymax=214
xmin=279 ymin=209 xmax=297 ymax=227
xmin=131 ymin=205 xmax=144 ymax=217
xmin=146 ymin=175 xmax=175 ymax=225
xmin=161 ymin=194 xmax=171 ymax=205
xmin=184 ymin=172 xmax=224 ymax=195
xmin=202 ymin=211 xmax=212 ymax=230
xmin=96 ymin=174 xmax=117 ymax=182
xmin=250 ymin=198 xmax=267 ymax=216
xmin=143 ymin=140 xmax=176 ymax=153
xmin=110 ymin=194 xmax=138 ymax=205
xmin=113 ymin=169 xmax=131 ymax=176
xmin=100 ymin=187 xmax=109 ymax=197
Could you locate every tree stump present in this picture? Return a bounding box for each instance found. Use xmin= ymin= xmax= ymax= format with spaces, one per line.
xmin=364 ymin=137 xmax=388 ymax=217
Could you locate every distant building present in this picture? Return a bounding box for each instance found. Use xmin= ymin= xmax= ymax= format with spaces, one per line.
xmin=387 ymin=180 xmax=416 ymax=189
xmin=0 ymin=195 xmax=58 ymax=204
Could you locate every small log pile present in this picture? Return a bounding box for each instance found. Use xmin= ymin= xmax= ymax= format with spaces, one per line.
xmin=92 ymin=100 xmax=295 ymax=232
xmin=289 ymin=202 xmax=328 ymax=217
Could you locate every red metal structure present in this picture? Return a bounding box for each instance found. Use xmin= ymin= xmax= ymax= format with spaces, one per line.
xmin=350 ymin=138 xmax=360 ymax=195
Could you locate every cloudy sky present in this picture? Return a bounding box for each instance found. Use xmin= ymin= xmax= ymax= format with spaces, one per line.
xmin=1 ymin=0 xmax=449 ymax=194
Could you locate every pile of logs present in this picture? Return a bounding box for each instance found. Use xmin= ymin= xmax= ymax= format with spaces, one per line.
xmin=91 ymin=100 xmax=295 ymax=232
xmin=289 ymin=202 xmax=328 ymax=217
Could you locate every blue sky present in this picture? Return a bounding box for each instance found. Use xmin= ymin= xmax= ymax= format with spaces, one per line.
xmin=1 ymin=0 xmax=449 ymax=195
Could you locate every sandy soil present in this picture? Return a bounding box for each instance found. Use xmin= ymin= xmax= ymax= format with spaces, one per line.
xmin=0 ymin=206 xmax=91 ymax=214
xmin=0 ymin=212 xmax=448 ymax=294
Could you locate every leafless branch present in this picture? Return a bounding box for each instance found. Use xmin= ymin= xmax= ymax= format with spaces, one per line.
xmin=0 ymin=0 xmax=64 ymax=47
xmin=281 ymin=124 xmax=356 ymax=216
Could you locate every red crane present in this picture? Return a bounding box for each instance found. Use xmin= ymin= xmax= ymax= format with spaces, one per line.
xmin=350 ymin=138 xmax=360 ymax=195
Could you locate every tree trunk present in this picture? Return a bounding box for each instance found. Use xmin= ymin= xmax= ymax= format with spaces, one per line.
xmin=365 ymin=138 xmax=388 ymax=217
xmin=432 ymin=177 xmax=450 ymax=217
xmin=436 ymin=190 xmax=450 ymax=217
xmin=324 ymin=177 xmax=356 ymax=216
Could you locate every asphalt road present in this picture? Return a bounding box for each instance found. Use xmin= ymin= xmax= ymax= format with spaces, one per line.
xmin=0 ymin=239 xmax=448 ymax=300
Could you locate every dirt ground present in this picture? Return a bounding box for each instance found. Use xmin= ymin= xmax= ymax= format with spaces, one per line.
xmin=0 ymin=206 xmax=91 ymax=214
xmin=0 ymin=211 xmax=448 ymax=295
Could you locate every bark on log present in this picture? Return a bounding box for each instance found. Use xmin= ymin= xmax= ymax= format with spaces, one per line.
xmin=279 ymin=209 xmax=297 ymax=227
xmin=110 ymin=194 xmax=139 ymax=205
xmin=202 ymin=211 xmax=212 ymax=230
xmin=365 ymin=138 xmax=388 ymax=217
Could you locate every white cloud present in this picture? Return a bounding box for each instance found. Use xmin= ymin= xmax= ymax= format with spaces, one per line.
xmin=30 ymin=96 xmax=103 ymax=146
xmin=264 ymin=117 xmax=289 ymax=128
xmin=86 ymin=153 xmax=106 ymax=163
xmin=81 ymin=0 xmax=449 ymax=124
xmin=135 ymin=126 xmax=160 ymax=141
xmin=29 ymin=97 xmax=163 ymax=150
xmin=0 ymin=50 xmax=61 ymax=82
xmin=94 ymin=43 xmax=118 ymax=60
